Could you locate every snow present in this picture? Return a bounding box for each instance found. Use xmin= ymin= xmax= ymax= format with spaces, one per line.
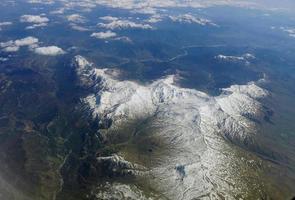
xmin=74 ymin=55 xmax=269 ymax=199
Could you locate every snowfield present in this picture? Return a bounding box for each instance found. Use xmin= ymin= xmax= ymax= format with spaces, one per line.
xmin=74 ymin=55 xmax=269 ymax=200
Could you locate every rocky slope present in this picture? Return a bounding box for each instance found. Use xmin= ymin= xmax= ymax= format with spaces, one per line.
xmin=74 ymin=55 xmax=270 ymax=199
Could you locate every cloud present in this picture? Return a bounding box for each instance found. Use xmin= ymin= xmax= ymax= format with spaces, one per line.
xmin=145 ymin=15 xmax=163 ymax=23
xmin=42 ymin=0 xmax=295 ymax=17
xmin=279 ymin=27 xmax=295 ymax=38
xmin=0 ymin=57 xmax=9 ymax=62
xmin=67 ymin=14 xmax=86 ymax=23
xmin=0 ymin=22 xmax=12 ymax=31
xmin=14 ymin=37 xmax=39 ymax=46
xmin=0 ymin=41 xmax=14 ymax=48
xmin=113 ymin=36 xmax=132 ymax=43
xmin=91 ymin=31 xmax=117 ymax=39
xmin=98 ymin=16 xmax=153 ymax=30
xmin=100 ymin=16 xmax=119 ymax=21
xmin=90 ymin=30 xmax=131 ymax=42
xmin=25 ymin=23 xmax=48 ymax=30
xmin=77 ymin=0 xmax=257 ymax=11
xmin=34 ymin=46 xmax=65 ymax=56
xmin=70 ymin=24 xmax=90 ymax=31
xmin=50 ymin=8 xmax=65 ymax=14
xmin=61 ymin=1 xmax=96 ymax=12
xmin=20 ymin=15 xmax=49 ymax=29
xmin=20 ymin=15 xmax=49 ymax=24
xmin=0 ymin=36 xmax=39 ymax=52
xmin=0 ymin=37 xmax=65 ymax=56
xmin=28 ymin=0 xmax=54 ymax=4
xmin=169 ymin=14 xmax=217 ymax=26
xmin=2 ymin=46 xmax=20 ymax=52
xmin=0 ymin=22 xmax=12 ymax=26
xmin=215 ymin=53 xmax=255 ymax=64
xmin=131 ymin=7 xmax=158 ymax=14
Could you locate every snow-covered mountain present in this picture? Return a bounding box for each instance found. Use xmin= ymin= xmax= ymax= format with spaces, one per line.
xmin=74 ymin=55 xmax=269 ymax=199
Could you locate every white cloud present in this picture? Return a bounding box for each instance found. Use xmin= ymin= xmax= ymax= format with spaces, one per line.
xmin=90 ymin=30 xmax=132 ymax=42
xmin=66 ymin=14 xmax=86 ymax=23
xmin=145 ymin=15 xmax=163 ymax=23
xmin=50 ymin=8 xmax=65 ymax=14
xmin=0 ymin=22 xmax=12 ymax=26
xmin=0 ymin=40 xmax=14 ymax=48
xmin=100 ymin=16 xmax=119 ymax=21
xmin=20 ymin=15 xmax=49 ymax=29
xmin=34 ymin=46 xmax=65 ymax=56
xmin=61 ymin=1 xmax=96 ymax=12
xmin=28 ymin=0 xmax=54 ymax=4
xmin=91 ymin=31 xmax=117 ymax=39
xmin=70 ymin=23 xmax=90 ymax=31
xmin=0 ymin=37 xmax=65 ymax=56
xmin=3 ymin=46 xmax=20 ymax=52
xmin=98 ymin=17 xmax=153 ymax=30
xmin=215 ymin=53 xmax=255 ymax=64
xmin=113 ymin=36 xmax=132 ymax=43
xmin=40 ymin=0 xmax=294 ymax=18
xmin=14 ymin=37 xmax=39 ymax=46
xmin=0 ymin=22 xmax=12 ymax=31
xmin=131 ymin=7 xmax=158 ymax=14
xmin=279 ymin=27 xmax=295 ymax=38
xmin=0 ymin=36 xmax=39 ymax=52
xmin=77 ymin=0 xmax=258 ymax=11
xmin=25 ymin=22 xmax=48 ymax=30
xmin=20 ymin=15 xmax=49 ymax=24
xmin=0 ymin=57 xmax=9 ymax=62
xmin=169 ymin=14 xmax=217 ymax=26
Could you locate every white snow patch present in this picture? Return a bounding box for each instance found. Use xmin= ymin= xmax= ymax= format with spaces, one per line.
xmin=74 ymin=55 xmax=269 ymax=199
